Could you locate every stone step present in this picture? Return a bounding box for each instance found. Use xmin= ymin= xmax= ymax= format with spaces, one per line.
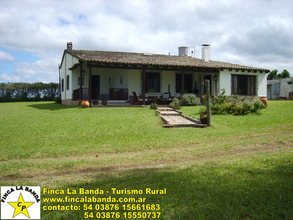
xmin=162 ymin=116 xmax=196 ymax=125
xmin=159 ymin=114 xmax=206 ymax=128
xmin=159 ymin=111 xmax=180 ymax=116
xmin=157 ymin=107 xmax=174 ymax=111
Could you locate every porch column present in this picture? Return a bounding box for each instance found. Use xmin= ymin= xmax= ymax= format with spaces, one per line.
xmin=88 ymin=63 xmax=92 ymax=106
xmin=181 ymin=69 xmax=185 ymax=96
xmin=79 ymin=61 xmax=83 ymax=100
xmin=142 ymin=68 xmax=146 ymax=105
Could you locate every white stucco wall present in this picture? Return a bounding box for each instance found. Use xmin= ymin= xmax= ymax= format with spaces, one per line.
xmin=60 ymin=52 xmax=78 ymax=100
xmin=113 ymin=69 xmax=128 ymax=89
xmin=258 ymin=72 xmax=267 ymax=97
xmin=280 ymin=79 xmax=293 ymax=98
xmin=219 ymin=69 xmax=267 ymax=97
xmin=219 ymin=70 xmax=231 ymax=95
xmin=162 ymin=71 xmax=175 ymax=96
xmin=128 ymin=70 xmax=141 ymax=96
xmin=60 ymin=57 xmax=66 ymax=100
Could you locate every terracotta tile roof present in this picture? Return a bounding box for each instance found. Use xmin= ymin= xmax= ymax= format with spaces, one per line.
xmin=66 ymin=49 xmax=270 ymax=72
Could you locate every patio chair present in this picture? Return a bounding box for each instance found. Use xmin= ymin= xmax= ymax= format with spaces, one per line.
xmin=132 ymin=92 xmax=147 ymax=105
xmin=147 ymin=96 xmax=156 ymax=104
xmin=163 ymin=92 xmax=175 ymax=104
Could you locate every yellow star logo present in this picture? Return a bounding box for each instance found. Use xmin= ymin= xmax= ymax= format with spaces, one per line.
xmin=8 ymin=193 xmax=34 ymax=218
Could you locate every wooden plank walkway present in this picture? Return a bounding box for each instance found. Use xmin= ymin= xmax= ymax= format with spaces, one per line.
xmin=157 ymin=107 xmax=207 ymax=128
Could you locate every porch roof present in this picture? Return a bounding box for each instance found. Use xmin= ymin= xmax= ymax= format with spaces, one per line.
xmin=66 ymin=49 xmax=270 ymax=73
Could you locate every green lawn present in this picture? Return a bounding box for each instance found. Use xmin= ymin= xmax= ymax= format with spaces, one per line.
xmin=0 ymin=101 xmax=292 ymax=219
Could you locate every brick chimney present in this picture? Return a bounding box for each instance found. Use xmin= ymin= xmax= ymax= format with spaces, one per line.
xmin=67 ymin=42 xmax=72 ymax=51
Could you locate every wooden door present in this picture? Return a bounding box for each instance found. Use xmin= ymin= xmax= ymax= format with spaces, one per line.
xmin=91 ymin=75 xmax=100 ymax=99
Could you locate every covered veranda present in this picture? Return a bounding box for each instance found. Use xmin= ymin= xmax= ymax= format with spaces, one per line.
xmin=69 ymin=59 xmax=218 ymax=106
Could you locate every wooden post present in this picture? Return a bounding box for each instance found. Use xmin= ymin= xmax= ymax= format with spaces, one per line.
xmin=205 ymin=79 xmax=211 ymax=126
xmin=79 ymin=61 xmax=83 ymax=100
xmin=181 ymin=70 xmax=185 ymax=96
xmin=88 ymin=63 xmax=92 ymax=106
xmin=142 ymin=68 xmax=146 ymax=105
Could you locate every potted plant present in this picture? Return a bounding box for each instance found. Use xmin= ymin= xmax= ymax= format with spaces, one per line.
xmin=200 ymin=112 xmax=207 ymax=124
xmin=101 ymin=95 xmax=107 ymax=105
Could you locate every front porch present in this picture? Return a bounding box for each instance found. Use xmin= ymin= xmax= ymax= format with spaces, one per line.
xmin=72 ymin=88 xmax=128 ymax=101
xmin=67 ymin=56 xmax=221 ymax=107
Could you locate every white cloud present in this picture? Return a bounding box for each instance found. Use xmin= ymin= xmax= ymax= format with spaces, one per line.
xmin=0 ymin=73 xmax=21 ymax=82
xmin=14 ymin=57 xmax=59 ymax=82
xmin=0 ymin=50 xmax=15 ymax=61
xmin=0 ymin=0 xmax=293 ymax=82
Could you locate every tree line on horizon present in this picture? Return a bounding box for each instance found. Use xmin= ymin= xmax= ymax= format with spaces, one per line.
xmin=0 ymin=82 xmax=59 ymax=102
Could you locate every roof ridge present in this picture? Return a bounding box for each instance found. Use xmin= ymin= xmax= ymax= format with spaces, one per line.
xmin=65 ymin=49 xmax=269 ymax=72
xmin=71 ymin=49 xmax=142 ymax=54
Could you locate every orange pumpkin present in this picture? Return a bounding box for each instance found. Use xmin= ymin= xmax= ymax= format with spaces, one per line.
xmin=81 ymin=101 xmax=90 ymax=108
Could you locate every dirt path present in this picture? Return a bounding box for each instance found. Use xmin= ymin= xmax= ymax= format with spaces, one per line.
xmin=1 ymin=135 xmax=292 ymax=182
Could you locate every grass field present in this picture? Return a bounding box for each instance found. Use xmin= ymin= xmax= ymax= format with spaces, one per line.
xmin=0 ymin=100 xmax=292 ymax=219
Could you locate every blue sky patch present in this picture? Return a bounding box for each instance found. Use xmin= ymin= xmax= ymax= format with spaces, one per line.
xmin=59 ymin=18 xmax=70 ymax=25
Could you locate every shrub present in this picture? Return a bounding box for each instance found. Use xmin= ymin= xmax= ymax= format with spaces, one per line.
xmin=211 ymin=103 xmax=228 ymax=114
xmin=213 ymin=88 xmax=226 ymax=105
xmin=169 ymin=98 xmax=181 ymax=110
xmin=180 ymin=94 xmax=200 ymax=106
xmin=54 ymin=96 xmax=61 ymax=104
xmin=254 ymin=99 xmax=265 ymax=110
xmin=255 ymin=109 xmax=263 ymax=115
xmin=207 ymin=95 xmax=265 ymax=116
xmin=198 ymin=106 xmax=207 ymax=115
xmin=242 ymin=100 xmax=253 ymax=112
xmin=149 ymin=102 xmax=157 ymax=109
xmin=201 ymin=94 xmax=209 ymax=105
xmin=211 ymin=104 xmax=222 ymax=114
xmin=230 ymin=104 xmax=249 ymax=115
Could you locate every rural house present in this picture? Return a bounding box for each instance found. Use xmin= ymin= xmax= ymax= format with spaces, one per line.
xmin=59 ymin=42 xmax=269 ymax=106
xmin=267 ymin=77 xmax=293 ymax=100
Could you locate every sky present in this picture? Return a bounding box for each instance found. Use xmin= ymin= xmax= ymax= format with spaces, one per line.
xmin=0 ymin=0 xmax=292 ymax=83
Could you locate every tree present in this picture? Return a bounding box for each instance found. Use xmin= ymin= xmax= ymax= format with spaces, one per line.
xmin=267 ymin=70 xmax=278 ymax=80
xmin=278 ymin=69 xmax=291 ymax=79
xmin=42 ymin=82 xmax=59 ymax=99
xmin=0 ymin=82 xmax=59 ymax=102
xmin=267 ymin=69 xmax=291 ymax=80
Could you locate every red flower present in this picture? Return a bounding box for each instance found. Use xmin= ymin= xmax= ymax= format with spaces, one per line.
xmin=213 ymin=97 xmax=215 ymax=100
xmin=203 ymin=99 xmax=205 ymax=102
